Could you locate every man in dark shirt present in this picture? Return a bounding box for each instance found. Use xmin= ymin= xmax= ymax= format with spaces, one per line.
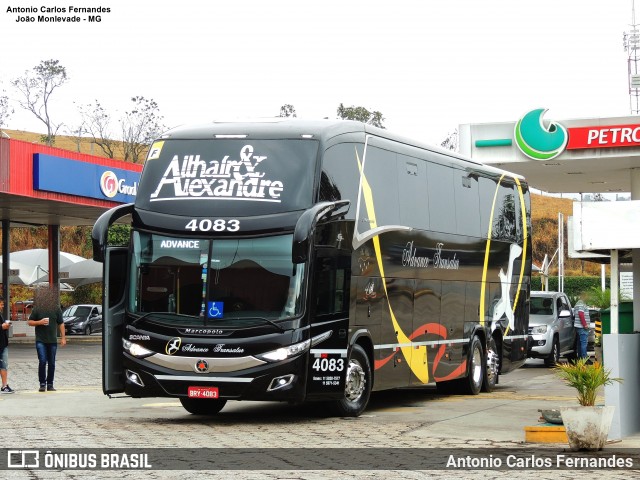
xmin=28 ymin=287 xmax=66 ymax=392
xmin=1 ymin=299 xmax=15 ymax=394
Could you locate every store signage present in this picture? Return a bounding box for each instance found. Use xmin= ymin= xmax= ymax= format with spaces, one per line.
xmin=566 ymin=124 xmax=640 ymax=150
xmin=33 ymin=154 xmax=140 ymax=203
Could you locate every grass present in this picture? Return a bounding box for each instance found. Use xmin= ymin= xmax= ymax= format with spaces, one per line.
xmin=2 ymin=128 xmax=131 ymax=160
xmin=531 ymin=194 xmax=603 ymax=276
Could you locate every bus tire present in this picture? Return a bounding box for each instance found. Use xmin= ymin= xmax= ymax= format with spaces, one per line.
xmin=333 ymin=344 xmax=371 ymax=417
xmin=463 ymin=336 xmax=484 ymax=395
xmin=482 ymin=336 xmax=498 ymax=393
xmin=180 ymin=398 xmax=227 ymax=415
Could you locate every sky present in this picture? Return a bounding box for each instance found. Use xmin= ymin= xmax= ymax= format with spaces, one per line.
xmin=0 ymin=0 xmax=634 ymax=145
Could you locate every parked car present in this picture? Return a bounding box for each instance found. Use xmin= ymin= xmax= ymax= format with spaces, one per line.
xmin=527 ymin=291 xmax=577 ymax=366
xmin=63 ymin=304 xmax=102 ymax=335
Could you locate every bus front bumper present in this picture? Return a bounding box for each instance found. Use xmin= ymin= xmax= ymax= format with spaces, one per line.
xmin=121 ymin=353 xmax=309 ymax=402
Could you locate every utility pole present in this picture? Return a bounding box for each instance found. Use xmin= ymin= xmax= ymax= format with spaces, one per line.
xmin=624 ymin=0 xmax=640 ymax=114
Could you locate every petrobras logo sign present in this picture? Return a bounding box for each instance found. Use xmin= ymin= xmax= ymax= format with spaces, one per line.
xmin=100 ymin=171 xmax=138 ymax=198
xmin=513 ymin=108 xmax=640 ymax=160
xmin=514 ymin=108 xmax=568 ymax=161
xmin=148 ymin=144 xmax=284 ymax=203
xmin=33 ymin=154 xmax=141 ymax=203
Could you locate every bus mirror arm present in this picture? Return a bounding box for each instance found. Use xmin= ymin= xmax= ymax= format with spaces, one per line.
xmin=91 ymin=203 xmax=135 ymax=262
xmin=292 ymin=200 xmax=350 ymax=263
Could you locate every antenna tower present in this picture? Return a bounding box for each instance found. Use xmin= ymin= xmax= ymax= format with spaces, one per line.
xmin=624 ymin=0 xmax=640 ymax=114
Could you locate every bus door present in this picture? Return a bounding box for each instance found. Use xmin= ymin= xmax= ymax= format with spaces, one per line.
xmin=412 ymin=280 xmax=442 ymax=386
xmin=103 ymin=247 xmax=128 ymax=395
xmin=306 ymin=247 xmax=351 ymax=398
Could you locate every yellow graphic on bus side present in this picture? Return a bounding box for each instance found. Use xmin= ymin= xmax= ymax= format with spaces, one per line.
xmin=479 ymin=175 xmax=528 ymax=336
xmin=356 ymin=148 xmax=430 ymax=384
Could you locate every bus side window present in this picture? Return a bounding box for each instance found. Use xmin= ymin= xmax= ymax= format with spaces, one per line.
xmin=314 ymin=254 xmax=350 ymax=316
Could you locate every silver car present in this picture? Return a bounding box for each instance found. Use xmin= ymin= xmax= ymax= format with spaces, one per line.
xmin=63 ymin=304 xmax=103 ymax=335
xmin=527 ymin=291 xmax=577 ymax=366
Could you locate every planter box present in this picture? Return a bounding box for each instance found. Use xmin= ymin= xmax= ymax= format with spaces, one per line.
xmin=560 ymin=405 xmax=615 ymax=451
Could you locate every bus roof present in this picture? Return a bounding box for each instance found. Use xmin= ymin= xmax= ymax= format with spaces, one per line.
xmin=158 ymin=119 xmax=526 ymax=182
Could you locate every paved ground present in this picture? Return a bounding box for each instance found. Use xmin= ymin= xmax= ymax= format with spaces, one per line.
xmin=0 ymin=338 xmax=638 ymax=479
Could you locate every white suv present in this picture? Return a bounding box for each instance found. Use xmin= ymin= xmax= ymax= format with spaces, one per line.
xmin=527 ymin=291 xmax=577 ymax=366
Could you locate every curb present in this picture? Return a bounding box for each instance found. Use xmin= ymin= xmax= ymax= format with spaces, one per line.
xmin=9 ymin=335 xmax=102 ymax=345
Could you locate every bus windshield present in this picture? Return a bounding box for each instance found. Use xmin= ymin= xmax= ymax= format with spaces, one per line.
xmin=129 ymin=231 xmax=305 ymax=327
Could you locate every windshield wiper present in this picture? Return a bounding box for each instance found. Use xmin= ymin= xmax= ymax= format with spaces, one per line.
xmin=131 ymin=312 xmax=156 ymax=327
xmin=131 ymin=312 xmax=196 ymax=327
xmin=236 ymin=316 xmax=288 ymax=332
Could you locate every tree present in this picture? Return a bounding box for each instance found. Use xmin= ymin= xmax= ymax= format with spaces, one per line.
xmin=79 ymin=100 xmax=118 ymax=158
xmin=120 ymin=96 xmax=165 ymax=163
xmin=337 ymin=103 xmax=385 ymax=128
xmin=0 ymin=87 xmax=13 ymax=134
xmin=108 ymin=224 xmax=131 ymax=247
xmin=11 ymin=59 xmax=68 ymax=146
xmin=441 ymin=129 xmax=458 ymax=152
xmin=279 ymin=104 xmax=297 ymax=117
xmin=64 ymin=118 xmax=88 ymax=153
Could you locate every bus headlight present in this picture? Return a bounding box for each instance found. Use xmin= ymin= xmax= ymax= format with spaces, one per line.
xmin=123 ymin=339 xmax=155 ymax=358
xmin=257 ymin=339 xmax=311 ymax=362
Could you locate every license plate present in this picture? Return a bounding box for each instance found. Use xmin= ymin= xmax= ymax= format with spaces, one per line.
xmin=188 ymin=386 xmax=219 ymax=399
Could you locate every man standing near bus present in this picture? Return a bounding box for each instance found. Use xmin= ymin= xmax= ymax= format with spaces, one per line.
xmin=573 ymin=300 xmax=591 ymax=361
xmin=27 ymin=286 xmax=66 ymax=392
xmin=0 ymin=298 xmax=15 ymax=394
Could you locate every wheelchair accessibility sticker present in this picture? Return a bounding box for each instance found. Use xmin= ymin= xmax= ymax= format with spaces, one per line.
xmin=208 ymin=301 xmax=224 ymax=318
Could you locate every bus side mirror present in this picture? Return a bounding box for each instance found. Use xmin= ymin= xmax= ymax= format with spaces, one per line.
xmin=92 ymin=203 xmax=135 ymax=262
xmin=292 ymin=200 xmax=350 ymax=263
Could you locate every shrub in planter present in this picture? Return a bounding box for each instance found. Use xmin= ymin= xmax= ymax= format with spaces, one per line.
xmin=554 ymin=358 xmax=621 ymax=407
xmin=555 ymin=358 xmax=622 ymax=450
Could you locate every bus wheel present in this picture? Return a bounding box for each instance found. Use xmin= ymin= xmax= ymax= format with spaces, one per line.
xmin=333 ymin=344 xmax=371 ymax=417
xmin=180 ymin=398 xmax=227 ymax=415
xmin=482 ymin=336 xmax=499 ymax=393
xmin=463 ymin=336 xmax=484 ymax=395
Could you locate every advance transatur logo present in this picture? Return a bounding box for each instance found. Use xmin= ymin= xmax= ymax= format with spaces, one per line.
xmin=514 ymin=108 xmax=568 ymax=160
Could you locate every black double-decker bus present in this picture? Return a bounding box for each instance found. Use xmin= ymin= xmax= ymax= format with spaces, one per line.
xmin=92 ymin=119 xmax=531 ymax=416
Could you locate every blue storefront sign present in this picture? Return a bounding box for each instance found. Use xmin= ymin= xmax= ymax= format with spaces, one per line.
xmin=33 ymin=154 xmax=140 ymax=203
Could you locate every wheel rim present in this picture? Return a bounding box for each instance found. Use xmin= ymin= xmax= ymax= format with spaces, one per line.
xmin=471 ymin=344 xmax=483 ymax=387
xmin=486 ymin=345 xmax=499 ymax=384
xmin=344 ymin=358 xmax=366 ymax=402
